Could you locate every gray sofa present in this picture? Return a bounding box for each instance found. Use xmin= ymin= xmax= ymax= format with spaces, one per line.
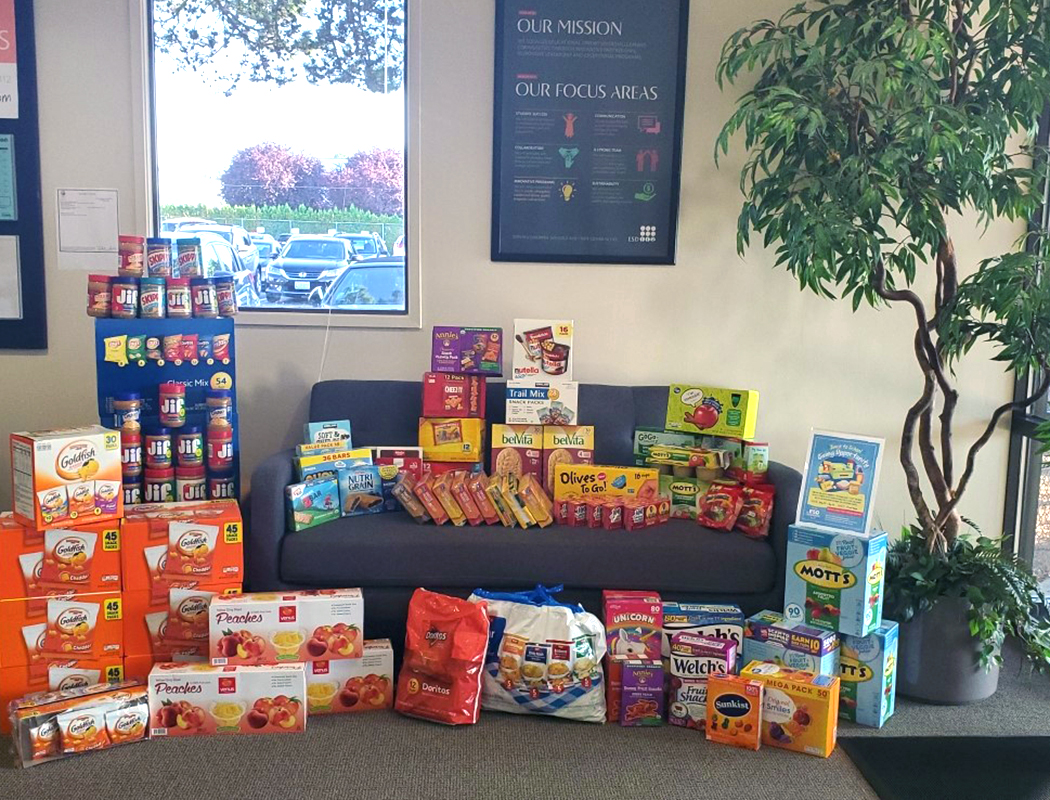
xmin=248 ymin=380 xmax=801 ymax=646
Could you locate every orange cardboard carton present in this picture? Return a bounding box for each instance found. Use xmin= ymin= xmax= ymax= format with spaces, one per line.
xmin=740 ymin=660 xmax=840 ymax=758
xmin=0 ymin=591 xmax=124 ymax=667
xmin=10 ymin=426 xmax=123 ymax=529
xmin=305 ymin=639 xmax=394 ymax=715
xmin=0 ymin=521 xmax=122 ymax=601
xmin=124 ymin=583 xmax=241 ymax=659
xmin=0 ymin=657 xmax=124 ymax=733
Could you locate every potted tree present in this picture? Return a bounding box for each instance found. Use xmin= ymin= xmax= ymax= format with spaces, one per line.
xmin=717 ymin=0 xmax=1050 ymax=702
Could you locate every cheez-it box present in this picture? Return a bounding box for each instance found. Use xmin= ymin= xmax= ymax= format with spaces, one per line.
xmin=422 ymin=373 xmax=486 ymax=418
xmin=0 ymin=520 xmax=122 ymax=600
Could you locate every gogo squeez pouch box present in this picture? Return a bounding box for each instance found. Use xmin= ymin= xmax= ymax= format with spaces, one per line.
xmin=839 ymin=621 xmax=898 ymax=728
xmin=785 ymin=525 xmax=888 ymax=637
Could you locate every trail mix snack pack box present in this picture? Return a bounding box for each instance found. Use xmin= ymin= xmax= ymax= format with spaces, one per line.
xmin=418 ymin=418 xmax=486 ymax=463
xmin=551 ymin=465 xmax=659 ymax=502
xmin=0 ymin=520 xmax=122 ymax=600
xmin=665 ymin=385 xmax=760 ymax=439
xmin=667 ymin=633 xmax=737 ymax=731
xmin=743 ymin=610 xmax=841 ymax=676
xmin=148 ymin=662 xmax=306 ymax=736
xmin=839 ymin=621 xmax=898 ymax=728
xmin=512 ymin=320 xmax=573 ymax=380
xmin=286 ymin=477 xmax=340 ymax=531
xmin=542 ymin=426 xmax=594 ymax=493
xmin=740 ymin=660 xmax=840 ymax=758
xmin=633 ymin=427 xmax=701 ymax=466
xmin=10 ymin=426 xmax=123 ymax=529
xmin=422 ymin=373 xmax=487 ymax=418
xmin=505 ymin=381 xmax=579 ymax=425
xmin=431 ymin=326 xmax=503 ymax=375
xmin=706 ymin=673 xmax=764 ymax=750
xmin=661 ymin=602 xmax=745 ymax=665
xmin=305 ymin=639 xmax=394 ymax=715
xmin=784 ymin=524 xmax=888 ymax=637
xmin=210 ymin=588 xmax=364 ymax=665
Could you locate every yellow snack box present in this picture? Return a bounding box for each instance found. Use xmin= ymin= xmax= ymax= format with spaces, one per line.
xmin=484 ymin=476 xmax=516 ymax=527
xmin=418 ymin=418 xmax=485 ymax=463
xmin=432 ymin=474 xmax=467 ymax=527
xmin=665 ymin=385 xmax=760 ymax=439
xmin=541 ymin=425 xmax=595 ymax=493
xmin=517 ymin=474 xmax=553 ymax=528
xmin=500 ymin=476 xmax=535 ymax=528
xmin=551 ymin=464 xmax=659 ymax=502
xmin=740 ymin=660 xmax=840 ymax=758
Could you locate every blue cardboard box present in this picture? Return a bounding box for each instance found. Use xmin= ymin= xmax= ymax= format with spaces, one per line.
xmin=338 ymin=465 xmax=386 ymax=517
xmin=742 ymin=610 xmax=840 ymax=676
xmin=286 ymin=476 xmax=340 ymax=531
xmin=303 ymin=419 xmax=353 ymax=447
xmin=840 ymin=621 xmax=898 ymax=727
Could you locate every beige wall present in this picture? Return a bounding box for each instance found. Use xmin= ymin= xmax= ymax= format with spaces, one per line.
xmin=0 ymin=0 xmax=1022 ymax=538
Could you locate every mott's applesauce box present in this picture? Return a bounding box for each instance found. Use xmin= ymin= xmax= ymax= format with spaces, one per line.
xmin=148 ymin=662 xmax=306 ymax=736
xmin=840 ymin=621 xmax=898 ymax=728
xmin=551 ymin=465 xmax=659 ymax=501
xmin=10 ymin=427 xmax=123 ymax=529
xmin=633 ymin=427 xmax=700 ymax=466
xmin=305 ymin=639 xmax=394 ymax=715
xmin=659 ymin=474 xmax=709 ymax=520
xmin=741 ymin=661 xmax=840 ymax=758
xmin=661 ymin=602 xmax=745 ymax=664
xmin=743 ymin=610 xmax=841 ymax=676
xmin=665 ymin=385 xmax=760 ymax=439
xmin=210 ymin=589 xmax=364 ymax=666
xmin=785 ymin=524 xmax=888 ymax=637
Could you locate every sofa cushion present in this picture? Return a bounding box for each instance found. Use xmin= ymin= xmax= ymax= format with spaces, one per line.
xmin=280 ymin=513 xmax=777 ymax=595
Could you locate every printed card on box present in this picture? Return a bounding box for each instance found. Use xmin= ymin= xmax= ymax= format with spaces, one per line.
xmin=797 ymin=431 xmax=883 ymax=536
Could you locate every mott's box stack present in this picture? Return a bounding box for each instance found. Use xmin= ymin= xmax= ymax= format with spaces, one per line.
xmin=839 ymin=621 xmax=898 ymax=728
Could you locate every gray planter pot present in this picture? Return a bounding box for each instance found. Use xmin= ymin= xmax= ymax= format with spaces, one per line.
xmin=897 ymin=596 xmax=1000 ymax=704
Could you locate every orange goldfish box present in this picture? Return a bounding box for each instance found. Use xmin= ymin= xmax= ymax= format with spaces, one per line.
xmin=0 ymin=520 xmax=122 ymax=601
xmin=740 ymin=660 xmax=840 ymax=758
xmin=148 ymin=662 xmax=306 ymax=736
xmin=10 ymin=426 xmax=123 ymax=529
xmin=121 ymin=500 xmax=243 ymax=593
xmin=706 ymin=673 xmax=764 ymax=750
xmin=210 ymin=589 xmax=364 ymax=666
xmin=305 ymin=639 xmax=394 ymax=715
xmin=0 ymin=590 xmax=124 ymax=667
xmin=123 ymin=582 xmax=242 ymax=659
xmin=0 ymin=657 xmax=125 ymax=733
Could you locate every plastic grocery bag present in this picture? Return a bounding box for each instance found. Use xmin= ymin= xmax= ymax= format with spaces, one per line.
xmin=468 ymin=584 xmax=607 ymax=723
xmin=395 ymin=588 xmax=490 ymax=725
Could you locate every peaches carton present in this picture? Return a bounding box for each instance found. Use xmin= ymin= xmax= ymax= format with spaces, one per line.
xmin=0 ymin=521 xmax=122 ymax=602
xmin=0 ymin=591 xmax=124 ymax=667
xmin=305 ymin=639 xmax=394 ymax=715
xmin=10 ymin=426 xmax=123 ymax=529
xmin=210 ymin=588 xmax=364 ymax=666
xmin=0 ymin=657 xmax=124 ymax=733
xmin=148 ymin=662 xmax=306 ymax=736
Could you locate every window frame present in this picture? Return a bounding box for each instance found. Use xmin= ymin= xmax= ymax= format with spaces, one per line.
xmin=133 ymin=0 xmax=422 ymax=329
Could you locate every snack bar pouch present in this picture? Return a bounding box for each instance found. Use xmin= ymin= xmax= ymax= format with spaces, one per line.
xmin=395 ymin=589 xmax=490 ymax=726
xmin=736 ymin=485 xmax=776 ymax=538
xmin=468 ymin=585 xmax=607 ymax=724
xmin=697 ymin=482 xmax=745 ymax=531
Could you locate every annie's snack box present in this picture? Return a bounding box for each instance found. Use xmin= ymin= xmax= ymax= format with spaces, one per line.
xmin=551 ymin=465 xmax=659 ymax=502
xmin=505 ymin=380 xmax=579 ymax=426
xmin=665 ymin=385 xmax=760 ymax=440
xmin=512 ymin=319 xmax=573 ymax=380
xmin=423 ymin=372 xmax=486 ymax=418
xmin=784 ymin=524 xmax=888 ymax=637
xmin=418 ymin=418 xmax=485 ymax=463
xmin=661 ymin=602 xmax=745 ymax=661
xmin=743 ymin=610 xmax=840 ymax=676
xmin=303 ymin=419 xmax=353 ymax=447
xmin=839 ymin=621 xmax=898 ymax=728
xmin=0 ymin=657 xmax=125 ymax=734
xmin=0 ymin=591 xmax=124 ymax=666
xmin=740 ymin=660 xmax=840 ymax=758
xmin=286 ymin=477 xmax=340 ymax=531
xmin=542 ymin=426 xmax=594 ymax=494
xmin=148 ymin=662 xmax=306 ymax=736
xmin=210 ymin=588 xmax=364 ymax=665
xmin=305 ymin=639 xmax=394 ymax=715
xmin=491 ymin=424 xmax=543 ymax=481
xmin=706 ymin=673 xmax=764 ymax=750
xmin=0 ymin=521 xmax=122 ymax=600
xmin=431 ymin=326 xmax=503 ymax=375
xmin=633 ymin=427 xmax=701 ymax=466
xmin=10 ymin=426 xmax=123 ymax=529
xmin=667 ymin=633 xmax=736 ymax=731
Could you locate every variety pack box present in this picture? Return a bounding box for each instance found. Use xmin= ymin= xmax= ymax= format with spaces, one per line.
xmin=0 ymin=657 xmax=125 ymax=734
xmin=0 ymin=590 xmax=124 ymax=666
xmin=706 ymin=673 xmax=764 ymax=750
xmin=512 ymin=319 xmax=573 ymax=380
xmin=551 ymin=465 xmax=659 ymax=502
xmin=505 ymin=381 xmax=579 ymax=426
xmin=633 ymin=427 xmax=701 ymax=466
xmin=0 ymin=521 xmax=122 ymax=600
xmin=784 ymin=524 xmax=888 ymax=637
xmin=743 ymin=610 xmax=840 ymax=676
xmin=740 ymin=661 xmax=840 ymax=758
xmin=422 ymin=373 xmax=487 ymax=418
xmin=303 ymin=420 xmax=353 ymax=447
xmin=661 ymin=602 xmax=745 ymax=663
xmin=418 ymin=418 xmax=485 ymax=463
xmin=148 ymin=663 xmax=307 ymax=736
xmin=210 ymin=589 xmax=364 ymax=666
xmin=839 ymin=621 xmax=898 ymax=728
xmin=305 ymin=639 xmax=394 ymax=715
xmin=296 ymin=448 xmax=373 ymax=482
xmin=665 ymin=385 xmax=760 ymax=440
xmin=286 ymin=477 xmax=340 ymax=531
xmin=431 ymin=326 xmax=503 ymax=375
xmin=372 ymin=447 xmax=424 ymax=481
xmin=337 ymin=465 xmax=385 ymax=517
xmin=542 ymin=426 xmax=594 ymax=493
xmin=667 ymin=633 xmax=736 ymax=731
xmin=490 ymin=424 xmax=543 ymax=481
xmin=10 ymin=426 xmax=123 ymax=529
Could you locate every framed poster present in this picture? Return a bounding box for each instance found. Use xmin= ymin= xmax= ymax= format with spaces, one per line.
xmin=491 ymin=0 xmax=689 ymax=264
xmin=796 ymin=431 xmax=884 ymax=536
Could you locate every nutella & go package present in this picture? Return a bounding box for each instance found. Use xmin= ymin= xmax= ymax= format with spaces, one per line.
xmin=491 ymin=424 xmax=543 ymax=481
xmin=306 ymin=639 xmax=394 ymax=715
xmin=422 ymin=372 xmax=487 ymax=418
xmin=541 ymin=426 xmax=594 ymax=493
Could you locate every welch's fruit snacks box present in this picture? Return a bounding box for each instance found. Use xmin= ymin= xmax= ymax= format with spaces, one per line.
xmin=661 ymin=602 xmax=744 ymax=666
xmin=839 ymin=621 xmax=897 ymax=728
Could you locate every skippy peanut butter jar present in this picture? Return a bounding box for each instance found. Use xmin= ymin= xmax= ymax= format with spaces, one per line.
xmin=210 ymin=589 xmax=364 ymax=666
xmin=10 ymin=426 xmax=123 ymax=529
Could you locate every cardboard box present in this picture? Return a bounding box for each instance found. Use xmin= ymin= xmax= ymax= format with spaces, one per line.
xmin=603 ymin=590 xmax=663 ymax=661
xmin=121 ymin=500 xmax=243 ymax=592
xmin=633 ymin=427 xmax=701 ymax=466
xmin=372 ymin=447 xmax=424 ymax=481
xmin=431 ymin=326 xmax=503 ymax=375
xmin=541 ymin=426 xmax=594 ymax=493
xmin=0 ymin=591 xmax=123 ymax=666
xmin=337 ymin=465 xmax=386 ymax=518
xmin=0 ymin=657 xmax=125 ymax=733
xmin=661 ymin=602 xmax=744 ymax=664
xmin=551 ymin=464 xmax=659 ymax=502
xmin=296 ymin=448 xmax=373 ymax=482
xmin=505 ymin=380 xmax=578 ymax=425
xmin=665 ymin=385 xmax=760 ymax=439
xmin=210 ymin=589 xmax=364 ymax=666
xmin=618 ymin=658 xmax=664 ymax=726
xmin=148 ymin=663 xmax=307 ymax=736
xmin=303 ymin=420 xmax=353 ymax=447
xmin=784 ymin=524 xmax=888 ymax=637
xmin=706 ymin=674 xmax=764 ymax=750
xmin=740 ymin=661 xmax=840 ymax=757
xmin=123 ymin=583 xmax=240 ymax=659
xmin=658 ymin=474 xmax=709 ymax=520
xmin=10 ymin=426 xmax=123 ymax=529
xmin=0 ymin=521 xmax=122 ymax=601
xmin=422 ymin=372 xmax=486 ymax=418
xmin=295 ymin=440 xmax=351 ymax=458
xmin=305 ymin=639 xmax=394 ymax=715
xmin=667 ymin=633 xmax=736 ymax=731
xmin=743 ymin=610 xmax=841 ymax=676
xmin=839 ymin=621 xmax=898 ymax=728
xmin=418 ymin=418 xmax=485 ymax=463
xmin=286 ymin=477 xmax=340 ymax=531
xmin=512 ymin=319 xmax=573 ymax=380
xmin=490 ymin=424 xmax=543 ymax=481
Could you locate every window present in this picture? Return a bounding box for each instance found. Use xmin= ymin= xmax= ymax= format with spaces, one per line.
xmin=148 ymin=0 xmax=408 ymax=316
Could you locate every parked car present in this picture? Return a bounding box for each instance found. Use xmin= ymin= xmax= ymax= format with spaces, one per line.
xmin=263 ymin=236 xmax=358 ymax=303
xmin=308 ymin=257 xmax=407 ymax=311
xmin=176 ymin=223 xmax=259 ymax=277
xmin=393 ymin=234 xmax=405 ymax=257
xmin=335 ymin=233 xmax=385 ymax=261
xmin=160 ymin=231 xmax=260 ymax=308
xmin=251 ymin=233 xmax=280 ymax=270
xmin=160 ymin=216 xmax=214 ymax=232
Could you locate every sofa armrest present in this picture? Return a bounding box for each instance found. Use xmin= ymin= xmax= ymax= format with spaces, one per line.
xmin=767 ymin=461 xmax=802 ymax=607
xmin=246 ymin=449 xmax=295 ymax=591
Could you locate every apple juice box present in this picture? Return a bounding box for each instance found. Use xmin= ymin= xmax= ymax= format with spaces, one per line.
xmin=839 ymin=621 xmax=898 ymax=728
xmin=305 ymin=639 xmax=394 ymax=715
xmin=148 ymin=662 xmax=306 ymax=737
xmin=209 ymin=589 xmax=363 ymax=666
xmin=742 ymin=610 xmax=840 ymax=676
xmin=784 ymin=524 xmax=888 ymax=637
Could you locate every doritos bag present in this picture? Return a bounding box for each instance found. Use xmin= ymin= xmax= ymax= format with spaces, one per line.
xmin=395 ymin=588 xmax=489 ymax=725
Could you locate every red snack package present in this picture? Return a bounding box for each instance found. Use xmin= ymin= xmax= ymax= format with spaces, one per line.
xmin=553 ymin=498 xmax=571 ymax=525
xmin=587 ymin=499 xmax=603 ymax=529
xmin=396 ymin=589 xmax=490 ymax=725
xmin=180 ymin=334 xmax=199 ymax=361
xmin=602 ymin=500 xmax=624 ymax=530
xmin=567 ymin=499 xmax=588 ymax=527
xmin=467 ymin=474 xmax=500 ymax=525
xmin=735 ymin=484 xmax=776 ymax=538
xmin=657 ymin=499 xmax=671 ymax=524
xmin=413 ymin=475 xmax=449 ymax=525
xmin=697 ymin=481 xmax=746 ymax=531
xmin=450 ymin=473 xmax=484 ymax=526
xmin=624 ymin=502 xmax=649 ymax=531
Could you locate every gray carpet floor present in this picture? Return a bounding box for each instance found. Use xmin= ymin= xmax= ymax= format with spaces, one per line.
xmin=2 ymin=646 xmax=1048 ymax=800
